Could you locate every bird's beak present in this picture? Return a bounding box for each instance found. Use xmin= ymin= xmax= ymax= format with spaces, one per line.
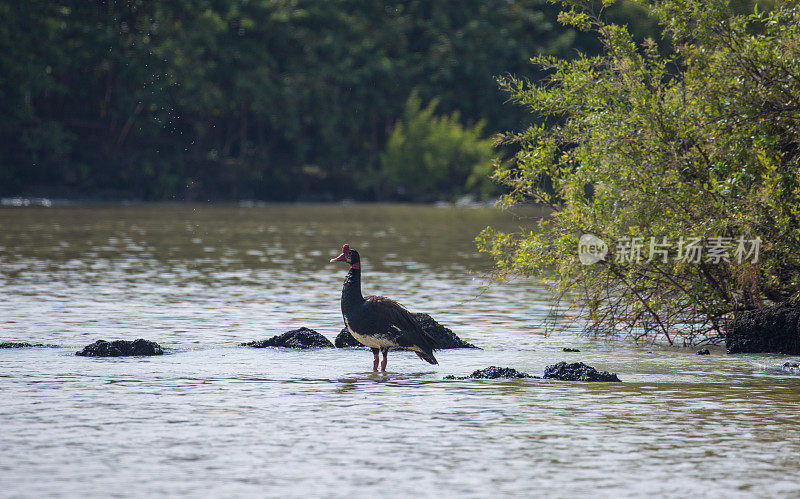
xmin=330 ymin=253 xmax=347 ymax=263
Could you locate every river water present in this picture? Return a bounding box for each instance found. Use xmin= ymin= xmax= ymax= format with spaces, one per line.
xmin=1 ymin=204 xmax=798 ymax=498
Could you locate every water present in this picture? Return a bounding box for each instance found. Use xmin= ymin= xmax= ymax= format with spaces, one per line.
xmin=1 ymin=204 xmax=799 ymax=498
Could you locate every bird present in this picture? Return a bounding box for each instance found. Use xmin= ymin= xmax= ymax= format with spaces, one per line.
xmin=330 ymin=243 xmax=438 ymax=372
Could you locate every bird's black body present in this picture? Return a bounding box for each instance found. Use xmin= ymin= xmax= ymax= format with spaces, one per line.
xmin=331 ymin=244 xmax=438 ymax=371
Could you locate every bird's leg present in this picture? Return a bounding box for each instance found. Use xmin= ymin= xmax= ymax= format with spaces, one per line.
xmin=372 ymin=348 xmax=379 ymax=371
xmin=381 ymin=348 xmax=388 ymax=372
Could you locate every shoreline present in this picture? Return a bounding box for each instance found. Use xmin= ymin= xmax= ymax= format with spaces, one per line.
xmin=0 ymin=195 xmax=506 ymax=210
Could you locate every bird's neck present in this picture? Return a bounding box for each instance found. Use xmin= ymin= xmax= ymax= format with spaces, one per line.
xmin=342 ymin=266 xmax=365 ymax=310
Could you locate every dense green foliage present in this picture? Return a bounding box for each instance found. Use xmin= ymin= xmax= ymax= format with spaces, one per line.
xmin=1 ymin=0 xmax=588 ymax=201
xmin=480 ymin=0 xmax=800 ymax=344
xmin=375 ymin=93 xmax=495 ymax=201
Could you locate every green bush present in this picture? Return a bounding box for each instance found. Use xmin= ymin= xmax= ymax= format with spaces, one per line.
xmin=374 ymin=92 xmax=496 ymax=201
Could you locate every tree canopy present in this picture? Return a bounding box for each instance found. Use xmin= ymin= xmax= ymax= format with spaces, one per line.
xmin=1 ymin=0 xmax=598 ymax=201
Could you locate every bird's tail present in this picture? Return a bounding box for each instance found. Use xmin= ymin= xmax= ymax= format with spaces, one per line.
xmin=415 ymin=350 xmax=438 ymax=365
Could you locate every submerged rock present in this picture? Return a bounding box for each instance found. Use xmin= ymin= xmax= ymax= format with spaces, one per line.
xmin=697 ymin=348 xmax=710 ymax=355
xmin=446 ymin=363 xmax=621 ymax=381
xmin=242 ymin=327 xmax=334 ymax=349
xmin=334 ymin=313 xmax=479 ymax=349
xmin=781 ymin=362 xmax=800 ymax=374
xmin=764 ymin=362 xmax=800 ymax=375
xmin=76 ymin=339 xmax=163 ymax=357
xmin=1 ymin=342 xmax=58 ymax=348
xmin=543 ymin=361 xmax=621 ymax=382
xmin=726 ymin=303 xmax=800 ymax=354
xmin=445 ymin=366 xmax=536 ymax=380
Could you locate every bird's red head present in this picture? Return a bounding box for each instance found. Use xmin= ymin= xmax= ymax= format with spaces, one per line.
xmin=330 ymin=244 xmax=360 ymax=269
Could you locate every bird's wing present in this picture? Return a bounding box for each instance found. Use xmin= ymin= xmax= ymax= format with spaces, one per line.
xmin=364 ymin=296 xmax=438 ymax=350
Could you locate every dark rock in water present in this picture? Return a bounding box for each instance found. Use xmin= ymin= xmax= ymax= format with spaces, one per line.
xmin=726 ymin=303 xmax=800 ymax=354
xmin=543 ymin=361 xmax=621 ymax=382
xmin=782 ymin=362 xmax=800 ymax=374
xmin=562 ymin=347 xmax=580 ymax=352
xmin=335 ymin=313 xmax=479 ymax=349
xmin=448 ymin=363 xmax=620 ymax=381
xmin=242 ymin=327 xmax=334 ymax=349
xmin=2 ymin=342 xmax=35 ymax=348
xmin=445 ymin=366 xmax=537 ymax=380
xmin=76 ymin=339 xmax=163 ymax=357
xmin=335 ymin=328 xmax=363 ymax=348
xmin=1 ymin=342 xmax=58 ymax=348
xmin=696 ymin=348 xmax=710 ymax=355
xmin=413 ymin=313 xmax=479 ymax=349
xmin=763 ymin=362 xmax=800 ymax=375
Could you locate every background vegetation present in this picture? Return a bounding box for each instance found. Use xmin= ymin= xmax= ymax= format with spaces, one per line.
xmin=0 ymin=0 xmax=658 ymax=201
xmin=480 ymin=0 xmax=799 ymax=344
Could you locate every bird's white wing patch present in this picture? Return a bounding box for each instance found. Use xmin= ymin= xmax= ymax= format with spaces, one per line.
xmin=344 ymin=317 xmax=399 ymax=349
